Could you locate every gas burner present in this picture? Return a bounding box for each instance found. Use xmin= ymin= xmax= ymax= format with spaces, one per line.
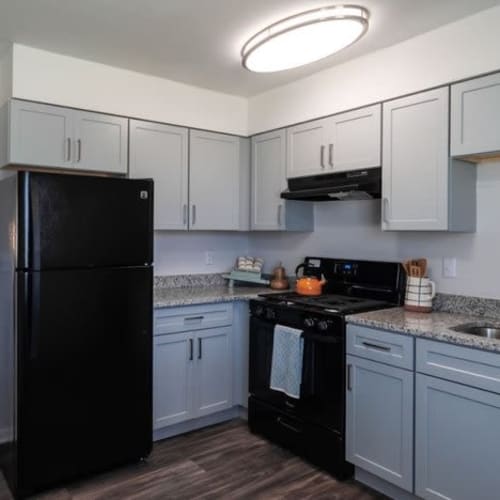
xmin=258 ymin=291 xmax=390 ymax=314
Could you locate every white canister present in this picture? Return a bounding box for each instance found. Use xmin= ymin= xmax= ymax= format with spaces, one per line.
xmin=404 ymin=277 xmax=436 ymax=312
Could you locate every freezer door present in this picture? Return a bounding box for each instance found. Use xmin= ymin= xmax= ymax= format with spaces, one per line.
xmin=18 ymin=172 xmax=153 ymax=270
xmin=16 ymin=267 xmax=152 ymax=497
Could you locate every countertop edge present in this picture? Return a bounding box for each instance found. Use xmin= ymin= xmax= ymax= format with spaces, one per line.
xmin=346 ymin=308 xmax=500 ymax=353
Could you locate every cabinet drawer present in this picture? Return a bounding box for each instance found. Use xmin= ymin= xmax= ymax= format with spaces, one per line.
xmin=155 ymin=303 xmax=233 ymax=335
xmin=346 ymin=324 xmax=414 ymax=370
xmin=416 ymin=339 xmax=500 ymax=394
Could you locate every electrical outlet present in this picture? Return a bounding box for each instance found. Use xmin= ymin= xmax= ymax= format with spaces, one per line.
xmin=205 ymin=251 xmax=214 ymax=265
xmin=443 ymin=258 xmax=457 ymax=278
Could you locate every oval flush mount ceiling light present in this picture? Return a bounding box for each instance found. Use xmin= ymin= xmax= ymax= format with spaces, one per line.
xmin=241 ymin=5 xmax=369 ymax=73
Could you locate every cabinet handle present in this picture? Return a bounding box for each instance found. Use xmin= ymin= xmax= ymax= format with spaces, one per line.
xmin=277 ymin=205 xmax=283 ymax=227
xmin=328 ymin=143 xmax=334 ymax=168
xmin=183 ymin=204 xmax=187 ymax=226
xmin=382 ymin=197 xmax=389 ymax=224
xmin=198 ymin=338 xmax=202 ymax=359
xmin=191 ymin=204 xmax=196 ymax=226
xmin=184 ymin=315 xmax=204 ymax=322
xmin=189 ymin=339 xmax=193 ymax=361
xmin=362 ymin=341 xmax=391 ymax=352
xmin=320 ymin=145 xmax=325 ymax=169
xmin=66 ymin=138 xmax=71 ymax=162
xmin=347 ymin=364 xmax=353 ymax=391
xmin=77 ymin=139 xmax=82 ymax=162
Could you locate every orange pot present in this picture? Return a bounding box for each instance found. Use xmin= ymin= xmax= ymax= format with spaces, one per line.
xmin=296 ymin=276 xmax=327 ymax=296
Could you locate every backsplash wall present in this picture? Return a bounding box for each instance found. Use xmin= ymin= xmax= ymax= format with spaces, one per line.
xmin=154 ymin=231 xmax=249 ymax=276
xmin=249 ymin=162 xmax=500 ymax=300
xmin=154 ymin=164 xmax=500 ymax=300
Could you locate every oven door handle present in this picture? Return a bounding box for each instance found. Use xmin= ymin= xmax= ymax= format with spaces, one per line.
xmin=276 ymin=416 xmax=302 ymax=434
xmin=302 ymin=333 xmax=341 ymax=344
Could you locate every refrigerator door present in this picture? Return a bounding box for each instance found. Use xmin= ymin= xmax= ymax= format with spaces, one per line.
xmin=16 ymin=266 xmax=152 ymax=497
xmin=18 ymin=172 xmax=153 ymax=270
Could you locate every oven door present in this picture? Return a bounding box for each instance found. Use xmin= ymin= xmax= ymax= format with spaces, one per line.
xmin=249 ymin=315 xmax=345 ymax=435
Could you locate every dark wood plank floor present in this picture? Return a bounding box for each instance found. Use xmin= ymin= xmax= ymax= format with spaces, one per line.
xmin=0 ymin=420 xmax=385 ymax=499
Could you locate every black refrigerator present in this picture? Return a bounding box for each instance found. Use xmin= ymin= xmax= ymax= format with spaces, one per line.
xmin=0 ymin=171 xmax=154 ymax=499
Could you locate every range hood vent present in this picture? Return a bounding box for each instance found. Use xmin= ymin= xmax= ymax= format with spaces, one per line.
xmin=281 ymin=167 xmax=381 ymax=202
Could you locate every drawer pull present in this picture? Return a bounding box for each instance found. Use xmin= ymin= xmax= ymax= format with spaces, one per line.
xmin=362 ymin=341 xmax=391 ymax=352
xmin=276 ymin=417 xmax=301 ymax=433
xmin=184 ymin=315 xmax=204 ymax=322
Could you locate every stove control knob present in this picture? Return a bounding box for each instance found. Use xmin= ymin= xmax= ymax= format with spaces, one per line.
xmin=318 ymin=320 xmax=329 ymax=331
xmin=266 ymin=308 xmax=276 ymax=320
xmin=304 ymin=317 xmax=316 ymax=328
xmin=254 ymin=305 xmax=264 ymax=317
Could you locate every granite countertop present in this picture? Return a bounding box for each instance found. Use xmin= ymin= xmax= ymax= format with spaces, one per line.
xmin=154 ymin=285 xmax=272 ymax=308
xmin=346 ymin=307 xmax=500 ymax=353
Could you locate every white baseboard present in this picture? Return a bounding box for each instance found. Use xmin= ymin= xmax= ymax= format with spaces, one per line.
xmin=153 ymin=406 xmax=246 ymax=442
xmin=355 ymin=468 xmax=418 ymax=500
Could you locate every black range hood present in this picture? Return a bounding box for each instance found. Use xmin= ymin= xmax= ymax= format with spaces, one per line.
xmin=281 ymin=167 xmax=381 ymax=202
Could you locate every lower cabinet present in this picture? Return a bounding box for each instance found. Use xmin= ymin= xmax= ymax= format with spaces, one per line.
xmin=346 ymin=354 xmax=414 ymax=492
xmin=153 ymin=304 xmax=233 ymax=432
xmin=415 ymin=374 xmax=500 ymax=500
xmin=348 ymin=325 xmax=500 ymax=500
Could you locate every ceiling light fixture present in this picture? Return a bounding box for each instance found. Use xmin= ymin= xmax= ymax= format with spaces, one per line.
xmin=241 ymin=5 xmax=369 ymax=73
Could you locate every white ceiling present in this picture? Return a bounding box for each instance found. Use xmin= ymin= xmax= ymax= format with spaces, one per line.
xmin=1 ymin=0 xmax=499 ymax=97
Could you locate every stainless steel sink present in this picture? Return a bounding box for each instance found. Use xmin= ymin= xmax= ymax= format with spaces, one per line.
xmin=451 ymin=323 xmax=500 ymax=339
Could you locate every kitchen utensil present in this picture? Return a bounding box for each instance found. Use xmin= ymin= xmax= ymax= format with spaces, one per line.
xmin=295 ymin=263 xmax=326 ymax=296
xmin=417 ymin=258 xmax=427 ymax=277
xmin=270 ymin=262 xmax=289 ymax=290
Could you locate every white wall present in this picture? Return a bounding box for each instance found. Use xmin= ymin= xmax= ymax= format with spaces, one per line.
xmin=154 ymin=231 xmax=250 ymax=276
xmin=248 ymin=5 xmax=500 ymax=134
xmin=11 ymin=44 xmax=248 ymax=135
xmin=0 ymin=43 xmax=12 ymax=106
xmin=248 ymin=163 xmax=500 ymax=300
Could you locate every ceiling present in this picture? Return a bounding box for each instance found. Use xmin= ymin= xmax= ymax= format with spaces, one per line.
xmin=0 ymin=0 xmax=499 ymax=97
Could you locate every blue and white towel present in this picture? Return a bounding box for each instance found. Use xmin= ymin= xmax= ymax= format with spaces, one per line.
xmin=270 ymin=324 xmax=304 ymax=399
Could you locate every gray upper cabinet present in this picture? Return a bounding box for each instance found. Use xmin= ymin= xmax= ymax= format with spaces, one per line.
xmin=129 ymin=120 xmax=188 ymax=230
xmin=73 ymin=111 xmax=128 ymax=174
xmin=346 ymin=354 xmax=414 ymax=492
xmin=382 ymin=87 xmax=476 ymax=232
xmin=3 ymin=100 xmax=128 ymax=174
xmin=9 ymin=100 xmax=73 ymax=169
xmin=251 ymin=129 xmax=313 ymax=231
xmin=451 ymin=72 xmax=500 ymax=158
xmin=286 ymin=118 xmax=329 ymax=178
xmin=189 ymin=130 xmax=249 ymax=231
xmin=286 ymin=104 xmax=381 ymax=179
xmin=415 ymin=374 xmax=500 ymax=500
xmin=330 ymin=104 xmax=381 ymax=173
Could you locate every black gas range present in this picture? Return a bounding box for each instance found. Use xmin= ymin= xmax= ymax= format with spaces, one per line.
xmin=248 ymin=257 xmax=405 ymax=478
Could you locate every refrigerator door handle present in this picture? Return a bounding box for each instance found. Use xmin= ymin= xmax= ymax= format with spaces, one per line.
xmin=22 ymin=273 xmax=41 ymax=360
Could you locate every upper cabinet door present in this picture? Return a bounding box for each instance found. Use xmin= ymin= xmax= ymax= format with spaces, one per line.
xmin=73 ymin=111 xmax=128 ymax=174
xmin=251 ymin=130 xmax=286 ymax=230
xmin=189 ymin=130 xmax=242 ymax=230
xmin=331 ymin=104 xmax=381 ymax=172
xmin=130 ymin=120 xmax=188 ymax=231
xmin=9 ymin=100 xmax=74 ymax=169
xmin=451 ymin=73 xmax=500 ymax=158
xmin=382 ymin=88 xmax=449 ymax=231
xmin=286 ymin=118 xmax=329 ymax=178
